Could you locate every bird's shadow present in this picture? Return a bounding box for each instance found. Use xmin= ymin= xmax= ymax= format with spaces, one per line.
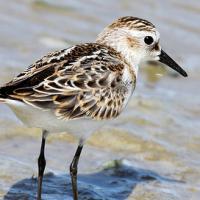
xmin=3 ymin=160 xmax=183 ymax=200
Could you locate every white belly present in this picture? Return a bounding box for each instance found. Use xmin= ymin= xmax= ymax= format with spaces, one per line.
xmin=6 ymin=100 xmax=106 ymax=139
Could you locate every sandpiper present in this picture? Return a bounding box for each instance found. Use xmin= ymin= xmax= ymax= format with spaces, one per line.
xmin=0 ymin=16 xmax=187 ymax=200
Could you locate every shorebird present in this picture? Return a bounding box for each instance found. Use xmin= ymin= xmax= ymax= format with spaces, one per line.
xmin=0 ymin=16 xmax=187 ymax=200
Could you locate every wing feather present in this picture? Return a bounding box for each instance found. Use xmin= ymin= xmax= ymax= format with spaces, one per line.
xmin=1 ymin=43 xmax=134 ymax=120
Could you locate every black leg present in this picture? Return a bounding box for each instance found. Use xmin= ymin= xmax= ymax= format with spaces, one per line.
xmin=37 ymin=130 xmax=48 ymax=200
xmin=70 ymin=141 xmax=83 ymax=200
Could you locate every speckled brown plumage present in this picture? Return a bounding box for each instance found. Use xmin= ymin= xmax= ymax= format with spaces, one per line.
xmin=0 ymin=43 xmax=134 ymax=120
xmin=108 ymin=16 xmax=155 ymax=31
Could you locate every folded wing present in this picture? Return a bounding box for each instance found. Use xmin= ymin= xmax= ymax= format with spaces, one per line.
xmin=0 ymin=43 xmax=129 ymax=120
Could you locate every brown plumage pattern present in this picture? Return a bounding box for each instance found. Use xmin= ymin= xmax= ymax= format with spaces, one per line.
xmin=0 ymin=43 xmax=135 ymax=120
xmin=108 ymin=16 xmax=155 ymax=32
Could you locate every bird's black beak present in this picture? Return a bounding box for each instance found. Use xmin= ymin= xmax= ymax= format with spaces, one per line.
xmin=159 ymin=50 xmax=188 ymax=77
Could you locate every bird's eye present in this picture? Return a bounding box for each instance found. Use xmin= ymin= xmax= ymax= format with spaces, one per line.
xmin=144 ymin=36 xmax=154 ymax=45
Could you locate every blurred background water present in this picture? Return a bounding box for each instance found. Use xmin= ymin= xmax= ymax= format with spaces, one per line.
xmin=0 ymin=0 xmax=200 ymax=199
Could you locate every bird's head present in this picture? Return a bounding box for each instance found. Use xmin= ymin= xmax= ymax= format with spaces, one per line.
xmin=96 ymin=16 xmax=187 ymax=77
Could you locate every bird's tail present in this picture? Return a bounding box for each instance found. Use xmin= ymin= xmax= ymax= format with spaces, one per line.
xmin=0 ymin=94 xmax=6 ymax=102
xmin=0 ymin=98 xmax=5 ymax=103
xmin=0 ymin=87 xmax=7 ymax=103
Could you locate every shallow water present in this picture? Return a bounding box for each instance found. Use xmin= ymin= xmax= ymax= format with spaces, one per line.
xmin=0 ymin=0 xmax=200 ymax=199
